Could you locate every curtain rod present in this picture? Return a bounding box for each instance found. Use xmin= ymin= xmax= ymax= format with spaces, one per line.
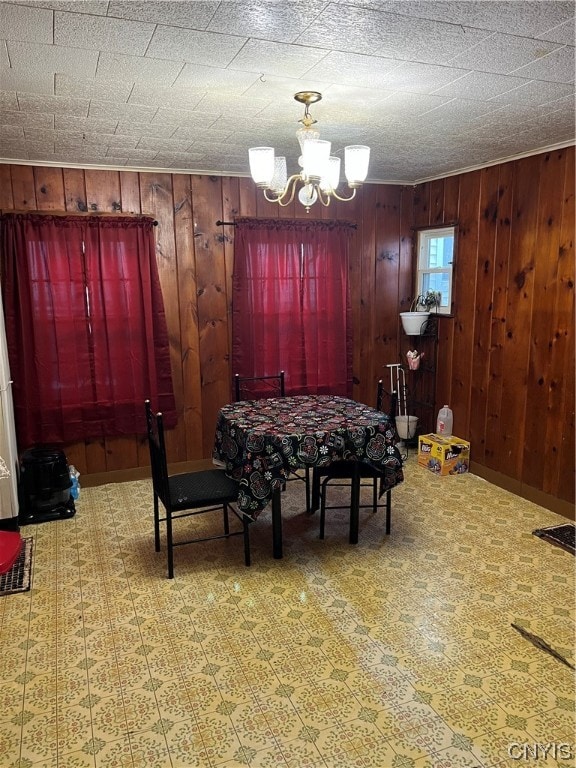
xmin=1 ymin=210 xmax=158 ymax=225
xmin=215 ymin=219 xmax=357 ymax=229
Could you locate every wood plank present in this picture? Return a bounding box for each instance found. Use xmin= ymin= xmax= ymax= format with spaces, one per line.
xmin=374 ymin=185 xmax=402 ymax=396
xmin=63 ymin=168 xmax=87 ymax=211
xmin=221 ymin=176 xmax=240 ymax=398
xmin=485 ymin=162 xmax=514 ymax=472
xmin=544 ymin=149 xmax=575 ymax=501
xmin=469 ymin=164 xmax=500 ymax=462
xmin=119 ymin=171 xmax=142 ymax=214
xmin=10 ymin=165 xmax=37 ymax=209
xmin=33 ymin=167 xmax=65 ymax=210
xmin=499 ymin=154 xmax=541 ymax=479
xmin=357 ymin=184 xmax=377 ymax=404
xmin=139 ymin=172 xmax=185 ymax=463
xmin=191 ymin=174 xmax=230 ymax=457
xmin=522 ymin=151 xmax=566 ymax=491
xmin=450 ymin=170 xmax=481 ymax=439
xmin=0 ymin=165 xmax=14 ymax=208
xmin=173 ymin=173 xmax=203 ymax=460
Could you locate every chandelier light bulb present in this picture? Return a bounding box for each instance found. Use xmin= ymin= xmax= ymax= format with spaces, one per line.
xmin=248 ymin=147 xmax=275 ymax=187
xmin=344 ymin=145 xmax=371 ymax=187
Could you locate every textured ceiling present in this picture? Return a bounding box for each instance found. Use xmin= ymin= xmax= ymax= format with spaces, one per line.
xmin=0 ymin=0 xmax=574 ymax=184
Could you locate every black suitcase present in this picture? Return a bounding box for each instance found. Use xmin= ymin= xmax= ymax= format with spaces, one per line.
xmin=19 ymin=447 xmax=75 ymax=524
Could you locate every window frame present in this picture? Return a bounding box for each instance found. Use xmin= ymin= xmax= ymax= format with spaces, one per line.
xmin=415 ymin=224 xmax=457 ymax=316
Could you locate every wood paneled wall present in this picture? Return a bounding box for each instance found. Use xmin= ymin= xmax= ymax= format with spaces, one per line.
xmin=0 ymin=146 xmax=573 ymax=507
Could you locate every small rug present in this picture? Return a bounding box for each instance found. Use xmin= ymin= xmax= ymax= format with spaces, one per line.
xmin=0 ymin=537 xmax=33 ymax=595
xmin=532 ymin=523 xmax=575 ymax=555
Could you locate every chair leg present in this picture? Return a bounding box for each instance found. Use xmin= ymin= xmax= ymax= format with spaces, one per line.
xmin=166 ymin=509 xmax=174 ymax=579
xmin=385 ymin=490 xmax=391 ymax=534
xmin=243 ymin=517 xmax=251 ymax=566
xmin=305 ymin=467 xmax=311 ymax=514
xmin=372 ymin=478 xmax=378 ymax=514
xmin=223 ymin=504 xmax=230 ymax=535
xmin=319 ymin=478 xmax=328 ymax=539
xmin=153 ymin=493 xmax=161 ymax=552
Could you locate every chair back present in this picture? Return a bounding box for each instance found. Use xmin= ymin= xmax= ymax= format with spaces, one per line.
xmin=234 ymin=371 xmax=285 ymax=401
xmin=145 ymin=400 xmax=171 ymax=509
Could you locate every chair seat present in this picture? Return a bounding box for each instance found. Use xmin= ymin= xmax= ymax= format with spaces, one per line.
xmin=169 ymin=469 xmax=239 ymax=511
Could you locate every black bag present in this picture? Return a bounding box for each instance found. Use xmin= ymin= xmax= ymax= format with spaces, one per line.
xmin=19 ymin=447 xmax=75 ymax=524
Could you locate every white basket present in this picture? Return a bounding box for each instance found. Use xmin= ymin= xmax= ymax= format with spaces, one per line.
xmin=396 ymin=415 xmax=418 ymax=439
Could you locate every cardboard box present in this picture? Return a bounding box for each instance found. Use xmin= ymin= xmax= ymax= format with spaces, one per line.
xmin=418 ymin=434 xmax=470 ymax=476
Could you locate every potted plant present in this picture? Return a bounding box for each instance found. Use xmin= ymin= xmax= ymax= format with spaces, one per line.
xmin=400 ymin=291 xmax=440 ymax=335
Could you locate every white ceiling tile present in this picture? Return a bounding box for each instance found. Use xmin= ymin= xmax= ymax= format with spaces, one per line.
xmin=96 ymin=52 xmax=184 ymax=84
xmin=229 ymin=39 xmax=328 ymax=78
xmin=510 ymin=45 xmax=575 ymax=83
xmin=127 ymin=83 xmax=205 ymax=110
xmin=13 ymin=1 xmax=109 ymax=14
xmin=54 ymin=10 xmax=156 ymax=56
xmin=448 ymin=33 xmax=563 ymax=74
xmin=115 ymin=121 xmax=178 ymax=139
xmin=136 ymin=136 xmax=189 ymax=152
xmin=191 ymin=93 xmax=270 ymax=117
xmin=0 ymin=91 xmax=19 ymax=110
xmin=152 ymin=108 xmax=220 ymax=128
xmin=0 ymin=124 xmax=24 ymax=140
xmin=173 ymin=63 xmax=261 ymax=93
xmin=54 ymin=114 xmax=119 ymax=133
xmin=170 ymin=125 xmax=232 ymax=142
xmin=490 ymin=80 xmax=575 ymax=107
xmin=108 ymin=1 xmax=219 ymax=29
xmin=55 ymin=74 xmax=132 ymax=102
xmin=431 ymin=71 xmax=529 ymax=101
xmin=7 ymin=41 xmax=98 ymax=76
xmin=207 ymin=1 xmax=328 ymax=43
xmin=146 ymin=26 xmax=245 ymax=67
xmin=304 ymin=51 xmax=402 ymax=89
xmin=2 ymin=68 xmax=54 ymax=94
xmin=0 ymin=3 xmax=53 ymax=44
xmin=2 ymin=110 xmax=54 ymax=129
xmin=17 ymin=94 xmax=88 ymax=116
xmin=377 ymin=62 xmax=471 ymax=94
xmin=88 ymin=101 xmax=158 ymax=122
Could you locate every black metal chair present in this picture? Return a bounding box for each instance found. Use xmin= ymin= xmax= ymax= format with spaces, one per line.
xmin=145 ymin=400 xmax=251 ymax=578
xmin=234 ymin=371 xmax=285 ymax=401
xmin=233 ymin=370 xmax=311 ymax=513
xmin=312 ymin=381 xmax=398 ymax=539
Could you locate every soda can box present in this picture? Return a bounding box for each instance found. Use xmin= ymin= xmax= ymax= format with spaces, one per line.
xmin=418 ymin=434 xmax=470 ymax=476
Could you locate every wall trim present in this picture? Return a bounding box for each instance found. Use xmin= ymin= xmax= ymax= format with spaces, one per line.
xmin=470 ymin=461 xmax=575 ymax=521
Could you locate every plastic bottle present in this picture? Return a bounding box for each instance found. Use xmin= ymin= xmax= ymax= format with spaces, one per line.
xmin=69 ymin=465 xmax=80 ymax=500
xmin=436 ymin=405 xmax=453 ymax=437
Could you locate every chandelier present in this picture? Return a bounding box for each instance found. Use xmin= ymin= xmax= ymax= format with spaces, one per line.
xmin=248 ymin=91 xmax=370 ymax=212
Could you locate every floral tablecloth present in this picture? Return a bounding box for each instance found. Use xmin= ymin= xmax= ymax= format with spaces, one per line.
xmin=213 ymin=395 xmax=404 ymax=516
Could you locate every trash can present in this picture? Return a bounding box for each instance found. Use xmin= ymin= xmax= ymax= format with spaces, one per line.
xmin=18 ymin=447 xmax=76 ymax=524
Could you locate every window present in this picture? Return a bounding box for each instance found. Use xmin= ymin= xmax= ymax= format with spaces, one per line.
xmin=416 ymin=226 xmax=455 ymax=315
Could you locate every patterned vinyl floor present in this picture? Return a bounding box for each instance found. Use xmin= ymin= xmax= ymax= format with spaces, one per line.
xmin=0 ymin=456 xmax=574 ymax=768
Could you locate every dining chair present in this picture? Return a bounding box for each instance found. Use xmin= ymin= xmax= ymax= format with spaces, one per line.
xmin=145 ymin=400 xmax=251 ymax=578
xmin=234 ymin=371 xmax=285 ymax=401
xmin=233 ymin=370 xmax=311 ymax=513
xmin=313 ymin=381 xmax=398 ymax=539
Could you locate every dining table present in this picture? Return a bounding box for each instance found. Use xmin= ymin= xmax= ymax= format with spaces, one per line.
xmin=213 ymin=394 xmax=404 ymax=559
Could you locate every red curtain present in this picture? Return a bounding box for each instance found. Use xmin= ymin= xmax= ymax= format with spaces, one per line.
xmin=232 ymin=217 xmax=354 ymax=397
xmin=0 ymin=213 xmax=176 ymax=447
